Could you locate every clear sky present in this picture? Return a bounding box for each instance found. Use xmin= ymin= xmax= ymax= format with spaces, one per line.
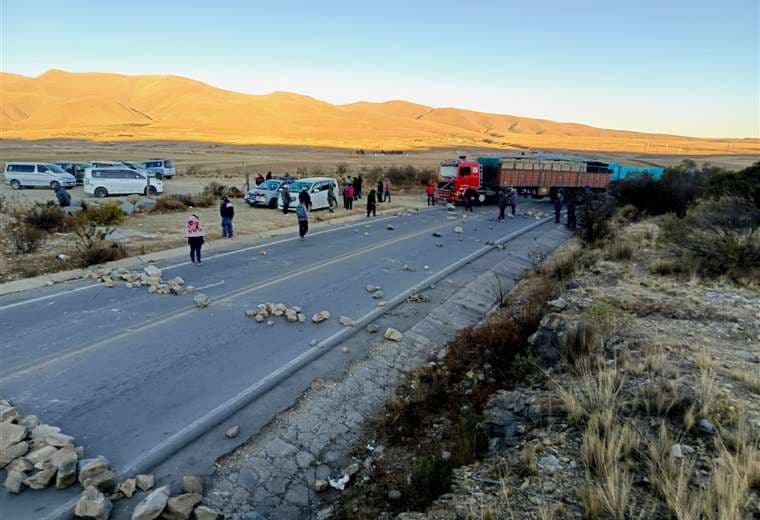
xmin=1 ymin=0 xmax=758 ymax=137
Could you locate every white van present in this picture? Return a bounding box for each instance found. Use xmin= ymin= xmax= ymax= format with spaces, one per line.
xmin=84 ymin=167 xmax=164 ymax=197
xmin=142 ymin=159 xmax=176 ymax=179
xmin=277 ymin=177 xmax=339 ymax=210
xmin=3 ymin=162 xmax=76 ymax=190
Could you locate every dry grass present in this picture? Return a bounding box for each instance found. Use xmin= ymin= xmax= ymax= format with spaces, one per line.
xmin=728 ymin=367 xmax=760 ymax=394
xmin=557 ymin=363 xmax=624 ymax=424
xmin=580 ymin=409 xmax=639 ymax=475
xmin=695 ymin=348 xmax=715 ymax=370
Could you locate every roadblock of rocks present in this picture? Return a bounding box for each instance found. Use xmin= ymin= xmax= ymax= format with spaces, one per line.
xmin=89 ymin=266 xmax=192 ymax=295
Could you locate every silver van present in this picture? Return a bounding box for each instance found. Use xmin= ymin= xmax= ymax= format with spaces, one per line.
xmin=3 ymin=162 xmax=76 ymax=190
xmin=142 ymin=159 xmax=176 ymax=179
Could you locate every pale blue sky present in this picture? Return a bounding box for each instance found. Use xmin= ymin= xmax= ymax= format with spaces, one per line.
xmin=1 ymin=0 xmax=758 ymax=137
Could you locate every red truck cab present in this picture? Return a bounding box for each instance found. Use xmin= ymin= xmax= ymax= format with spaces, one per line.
xmin=437 ymin=159 xmax=483 ymax=203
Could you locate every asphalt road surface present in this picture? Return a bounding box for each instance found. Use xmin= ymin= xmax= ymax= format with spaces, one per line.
xmin=0 ymin=202 xmax=556 ymax=518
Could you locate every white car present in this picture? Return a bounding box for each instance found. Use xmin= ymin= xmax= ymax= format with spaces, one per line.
xmin=3 ymin=162 xmax=76 ymax=190
xmin=84 ymin=167 xmax=164 ymax=197
xmin=277 ymin=177 xmax=339 ymax=210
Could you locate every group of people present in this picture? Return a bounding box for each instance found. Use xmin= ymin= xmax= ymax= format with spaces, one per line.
xmin=553 ymin=189 xmax=577 ymax=229
xmin=254 ymin=171 xmax=274 ymax=186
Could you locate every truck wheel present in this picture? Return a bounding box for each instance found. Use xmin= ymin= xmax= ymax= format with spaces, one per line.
xmin=94 ymin=187 xmax=108 ymax=198
xmin=50 ymin=181 xmax=61 ymax=191
xmin=144 ymin=186 xmax=158 ymax=195
xmin=10 ymin=180 xmax=21 ymax=190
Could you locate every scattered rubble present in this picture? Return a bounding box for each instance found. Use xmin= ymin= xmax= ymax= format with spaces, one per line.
xmin=131 ymin=485 xmax=170 ymax=520
xmin=312 ymin=310 xmax=330 ymax=323
xmin=384 ymin=328 xmax=403 ymax=341
xmin=407 ymin=293 xmax=430 ymax=304
xmin=75 ymin=486 xmax=112 ymax=520
xmin=135 ymin=473 xmax=155 ymax=492
xmin=87 ymin=265 xmax=187 ymax=296
xmin=225 ymin=426 xmax=240 ymax=439
xmin=182 ymin=475 xmax=203 ymax=495
xmin=193 ymin=294 xmax=210 ymax=308
xmin=246 ymin=303 xmax=306 ymax=325
xmin=339 ymin=315 xmax=355 ymax=326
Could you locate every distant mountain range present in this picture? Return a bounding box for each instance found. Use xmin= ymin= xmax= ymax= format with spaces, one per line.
xmin=1 ymin=69 xmax=757 ymax=154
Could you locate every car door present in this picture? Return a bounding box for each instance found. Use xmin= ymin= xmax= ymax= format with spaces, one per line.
xmin=312 ymin=182 xmax=329 ymax=209
xmin=35 ymin=164 xmax=52 ymax=186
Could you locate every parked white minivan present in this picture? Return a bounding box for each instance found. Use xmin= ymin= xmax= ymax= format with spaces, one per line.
xmin=84 ymin=167 xmax=164 ymax=197
xmin=3 ymin=162 xmax=76 ymax=190
xmin=277 ymin=177 xmax=339 ymax=210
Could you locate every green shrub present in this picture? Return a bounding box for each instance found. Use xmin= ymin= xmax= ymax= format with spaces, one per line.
xmin=202 ymin=182 xmax=228 ymax=198
xmin=408 ymin=455 xmax=453 ymax=508
xmin=151 ymin=196 xmax=188 ymax=213
xmin=71 ymin=222 xmax=127 ymax=267
xmin=173 ymin=192 xmax=216 ymax=208
xmin=605 ymin=240 xmax=634 ymax=261
xmin=577 ymin=193 xmax=617 ymax=245
xmin=707 ymin=162 xmax=760 ymax=208
xmin=226 ymin=186 xmax=244 ymax=198
xmin=21 ymin=201 xmax=68 ymax=232
xmin=6 ymin=222 xmax=46 ymax=254
xmin=79 ymin=202 xmax=125 ymax=226
xmin=650 ymin=258 xmax=681 ymax=276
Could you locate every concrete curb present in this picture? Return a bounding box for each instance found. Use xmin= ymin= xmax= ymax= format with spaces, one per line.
xmin=40 ymin=215 xmax=556 ymax=520
xmin=0 ymin=204 xmax=428 ymax=298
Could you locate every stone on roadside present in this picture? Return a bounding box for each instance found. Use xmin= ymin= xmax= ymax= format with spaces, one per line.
xmin=386 ymin=224 xmax=395 ymax=230
xmin=50 ymin=445 xmax=79 ymax=488
xmin=244 ymin=309 xmax=258 ymax=318
xmin=312 ymin=311 xmax=330 ymax=323
xmin=372 ymin=290 xmax=384 ymax=299
xmin=339 ymin=315 xmax=354 ymax=326
xmin=24 ymin=464 xmax=57 ymax=489
xmin=182 ymin=475 xmax=203 ymax=495
xmin=365 ymin=284 xmax=380 ymax=293
xmin=454 ymin=226 xmax=464 ymax=234
xmin=225 ymin=426 xmax=240 ymax=439
xmin=401 ymin=264 xmax=414 ymax=271
xmin=162 ymin=492 xmax=202 ymax=520
xmin=119 ymin=478 xmax=137 ymax=498
xmin=7 ymin=457 xmax=33 ymax=473
xmin=136 ymin=473 xmax=155 ymax=492
xmin=0 ymin=422 xmax=27 ymax=450
xmin=75 ymin=486 xmax=112 ymax=520
xmin=193 ymin=294 xmax=210 ymax=308
xmin=185 ymin=286 xmax=195 ymax=294
xmin=143 ymin=265 xmax=162 ymax=278
xmin=384 ymin=328 xmax=403 ymax=341
xmin=285 ymin=310 xmax=299 ymax=323
xmin=78 ymin=457 xmax=111 ymax=486
xmin=27 ymin=445 xmax=57 ymax=467
xmin=366 ymin=324 xmax=379 ymax=333
xmin=4 ymin=470 xmax=26 ymax=494
xmin=192 ymin=506 xmax=223 ymax=520
xmin=314 ymin=479 xmax=329 ymax=492
xmin=131 ymin=485 xmax=169 ymax=520
xmin=297 ymin=313 xmax=306 ymax=323
xmin=46 ymin=432 xmax=75 ymax=447
xmin=340 ymin=346 xmax=349 ymax=353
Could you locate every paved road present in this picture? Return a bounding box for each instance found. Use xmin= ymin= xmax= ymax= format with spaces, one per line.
xmin=0 ymin=202 xmax=555 ymax=518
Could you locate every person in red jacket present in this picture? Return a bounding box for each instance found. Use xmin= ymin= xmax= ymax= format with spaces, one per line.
xmin=425 ymin=182 xmax=436 ymax=206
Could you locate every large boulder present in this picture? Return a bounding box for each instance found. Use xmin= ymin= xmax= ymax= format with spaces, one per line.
xmin=131 ymin=485 xmax=170 ymax=520
xmin=75 ymin=486 xmax=112 ymax=520
xmin=4 ymin=470 xmax=26 ymax=494
xmin=23 ymin=464 xmax=57 ymax=489
xmin=193 ymin=506 xmax=223 ymax=520
xmin=119 ymin=201 xmax=136 ymax=216
xmin=0 ymin=440 xmax=28 ymax=468
xmin=50 ymin=446 xmax=79 ymax=488
xmin=0 ymin=422 xmax=27 ymax=450
xmin=384 ymin=328 xmax=403 ymax=341
xmin=134 ymin=197 xmax=158 ymax=212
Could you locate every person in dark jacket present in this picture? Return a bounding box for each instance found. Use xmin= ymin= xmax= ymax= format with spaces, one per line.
xmin=298 ymin=188 xmax=312 ymax=210
xmin=566 ymin=192 xmax=577 ymax=230
xmin=366 ymin=189 xmax=377 ymax=218
xmin=352 ymin=176 xmax=360 ymax=201
xmin=281 ymin=185 xmax=291 ymax=214
xmin=554 ymin=191 xmax=563 ymax=223
xmin=497 ymin=189 xmax=508 ymax=221
xmin=376 ymin=179 xmax=384 ymax=203
xmin=507 ymin=188 xmax=517 ymax=217
xmin=265 ymin=171 xmax=272 ymax=180
xmin=463 ymin=187 xmax=477 ymax=212
xmin=356 ymin=175 xmax=363 ymax=200
xmin=220 ymin=196 xmax=235 ymax=238
xmin=296 ymin=203 xmax=309 ymax=240
xmin=255 ymin=173 xmax=265 ymax=186
xmin=54 ymin=184 xmax=71 ymax=207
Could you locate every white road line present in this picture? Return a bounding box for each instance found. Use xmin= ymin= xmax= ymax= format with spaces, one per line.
xmin=0 ymin=210 xmax=432 ymax=312
xmin=194 ymin=281 xmax=225 ymax=291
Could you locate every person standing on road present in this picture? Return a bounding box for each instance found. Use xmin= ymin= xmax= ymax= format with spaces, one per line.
xmin=566 ymin=192 xmax=577 ymax=230
xmin=220 ymin=196 xmax=235 ymax=238
xmin=377 ymin=179 xmax=384 ymax=203
xmin=281 ymin=184 xmax=291 ymax=214
xmin=298 ymin=187 xmax=312 ymax=210
xmin=497 ymin=189 xmax=508 ymax=221
xmin=346 ymin=183 xmax=354 ymax=209
xmin=327 ymin=183 xmax=337 ymax=213
xmin=463 ymin=187 xmax=477 ymax=212
xmin=554 ymin=191 xmax=563 ymax=224
xmin=383 ymin=178 xmax=392 ymax=202
xmin=186 ymin=214 xmax=205 ymax=265
xmin=54 ymin=184 xmax=71 ymax=208
xmin=357 ymin=175 xmax=363 ymax=200
xmin=367 ymin=188 xmax=377 ymax=218
xmin=296 ymin=203 xmax=309 ymax=240
xmin=426 ymin=182 xmax=436 ymax=206
xmin=507 ymin=187 xmax=517 ymax=217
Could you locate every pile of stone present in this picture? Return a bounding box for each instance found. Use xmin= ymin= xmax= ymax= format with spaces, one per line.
xmin=519 ymin=209 xmax=549 ymax=220
xmin=245 ymin=303 xmax=306 ymax=324
xmin=407 ymin=293 xmax=430 ymax=304
xmin=89 ymin=266 xmax=189 ymax=295
xmin=366 ymin=284 xmax=384 ymax=299
xmin=1 ymin=398 xmax=84 ymax=495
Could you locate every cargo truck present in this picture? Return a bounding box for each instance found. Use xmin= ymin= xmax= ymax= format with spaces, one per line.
xmin=436 ymin=154 xmax=614 ymax=203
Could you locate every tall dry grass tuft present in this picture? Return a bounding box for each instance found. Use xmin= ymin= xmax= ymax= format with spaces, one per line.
xmin=557 ymin=364 xmax=624 ymax=424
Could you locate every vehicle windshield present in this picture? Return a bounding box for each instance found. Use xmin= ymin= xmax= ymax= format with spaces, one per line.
xmin=47 ymin=164 xmax=67 ymax=173
xmin=164 ymin=160 xmax=174 ymax=168
xmin=261 ymin=180 xmax=280 ymax=190
xmin=289 ymin=181 xmax=313 ymax=192
xmin=121 ymin=162 xmax=139 ymax=168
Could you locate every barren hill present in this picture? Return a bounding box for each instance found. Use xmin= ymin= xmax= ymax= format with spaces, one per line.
xmin=1 ymin=70 xmax=757 ymax=154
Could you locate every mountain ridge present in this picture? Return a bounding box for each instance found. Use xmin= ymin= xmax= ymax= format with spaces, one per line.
xmin=1 ymin=70 xmax=757 ymax=154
